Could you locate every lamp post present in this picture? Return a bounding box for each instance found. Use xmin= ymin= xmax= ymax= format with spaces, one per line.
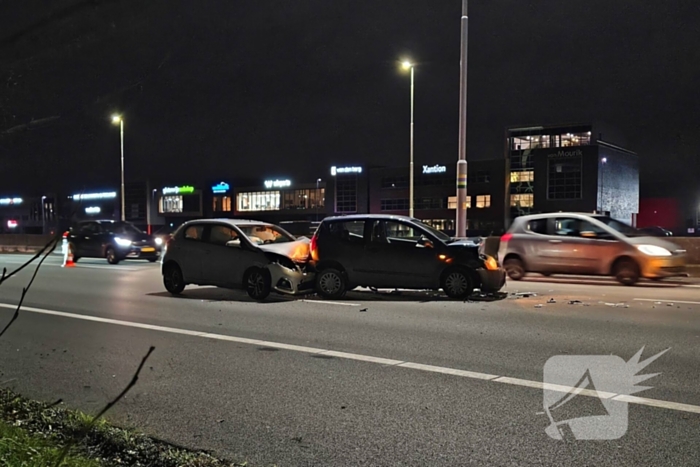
xmin=600 ymin=157 xmax=607 ymax=214
xmin=402 ymin=60 xmax=415 ymax=218
xmin=41 ymin=196 xmax=46 ymax=235
xmin=112 ymin=114 xmax=125 ymax=221
xmin=316 ymin=178 xmax=322 ymax=221
xmin=455 ymin=0 xmax=469 ymax=237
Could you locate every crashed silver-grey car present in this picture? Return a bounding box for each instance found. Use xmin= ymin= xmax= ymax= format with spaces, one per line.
xmin=161 ymin=219 xmax=314 ymax=300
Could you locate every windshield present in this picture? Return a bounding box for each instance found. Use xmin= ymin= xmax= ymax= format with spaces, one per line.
xmin=414 ymin=220 xmax=451 ymax=242
xmin=108 ymin=223 xmax=143 ymax=235
xmin=592 ymin=216 xmax=638 ymax=237
xmin=237 ymin=224 xmax=296 ymax=245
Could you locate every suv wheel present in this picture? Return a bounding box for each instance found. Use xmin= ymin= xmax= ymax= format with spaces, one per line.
xmin=504 ymin=258 xmax=525 ymax=280
xmin=441 ymin=268 xmax=474 ymax=299
xmin=106 ymin=247 xmax=120 ymax=265
xmin=613 ymin=259 xmax=639 ymax=286
xmin=316 ymin=268 xmax=347 ymax=299
xmin=244 ymin=267 xmax=271 ymax=301
xmin=163 ymin=263 xmax=186 ymax=295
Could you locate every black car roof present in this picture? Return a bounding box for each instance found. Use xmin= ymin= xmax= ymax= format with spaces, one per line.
xmin=322 ymin=214 xmax=417 ymax=223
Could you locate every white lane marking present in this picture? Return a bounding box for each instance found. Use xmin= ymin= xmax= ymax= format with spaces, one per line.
xmin=1 ymin=302 xmax=699 ymax=416
xmin=299 ymin=299 xmax=360 ymax=307
xmin=0 ymin=261 xmax=143 ymax=272
xmin=634 ymin=298 xmax=700 ymax=306
xmin=681 ymin=285 xmax=700 ymax=288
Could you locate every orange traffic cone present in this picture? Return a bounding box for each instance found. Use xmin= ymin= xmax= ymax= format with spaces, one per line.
xmin=62 ymin=243 xmax=76 ymax=268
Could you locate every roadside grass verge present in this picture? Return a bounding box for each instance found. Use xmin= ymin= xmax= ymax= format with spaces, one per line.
xmin=0 ymin=388 xmax=249 ymax=466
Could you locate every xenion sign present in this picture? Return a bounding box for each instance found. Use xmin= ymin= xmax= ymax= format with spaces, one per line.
xmin=264 ymin=179 xmax=291 ymax=189
xmin=423 ymin=165 xmax=447 ymax=174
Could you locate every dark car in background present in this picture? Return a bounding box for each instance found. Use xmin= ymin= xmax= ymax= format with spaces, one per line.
xmin=309 ymin=214 xmax=505 ymax=299
xmin=67 ymin=220 xmax=160 ymax=264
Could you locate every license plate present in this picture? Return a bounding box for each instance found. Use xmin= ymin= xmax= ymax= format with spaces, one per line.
xmin=141 ymin=247 xmax=155 ymax=253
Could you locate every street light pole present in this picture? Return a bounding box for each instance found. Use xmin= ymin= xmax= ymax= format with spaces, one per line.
xmin=112 ymin=115 xmax=125 ymax=222
xmin=41 ymin=196 xmax=46 ymax=235
xmin=455 ymin=0 xmax=469 ymax=237
xmin=316 ymin=178 xmax=321 ymax=222
xmin=402 ymin=60 xmax=415 ymax=218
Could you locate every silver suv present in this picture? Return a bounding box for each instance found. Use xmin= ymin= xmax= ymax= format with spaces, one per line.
xmin=498 ymin=213 xmax=686 ymax=285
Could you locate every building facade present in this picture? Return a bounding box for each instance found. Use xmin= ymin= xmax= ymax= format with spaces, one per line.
xmin=507 ymin=123 xmax=639 ymax=225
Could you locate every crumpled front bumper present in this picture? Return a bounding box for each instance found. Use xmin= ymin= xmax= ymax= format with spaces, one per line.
xmin=266 ymin=263 xmax=316 ymax=295
xmin=477 ymin=267 xmax=506 ymax=292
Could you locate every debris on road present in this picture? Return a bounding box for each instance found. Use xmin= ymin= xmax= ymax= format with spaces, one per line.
xmin=547 ymin=298 xmax=556 ymax=304
xmin=568 ymin=300 xmax=583 ymax=305
xmin=359 ymin=308 xmax=368 ymax=312
xmin=534 ymin=304 xmax=543 ymax=308
xmin=468 ymin=291 xmax=508 ymax=302
xmin=511 ymin=292 xmax=537 ymax=299
xmin=603 ymin=302 xmax=629 ymax=308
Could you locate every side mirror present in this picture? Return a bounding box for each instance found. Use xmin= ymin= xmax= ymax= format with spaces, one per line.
xmin=226 ymin=239 xmax=241 ymax=248
xmin=580 ymin=231 xmax=597 ymax=238
xmin=417 ymin=236 xmax=434 ymax=248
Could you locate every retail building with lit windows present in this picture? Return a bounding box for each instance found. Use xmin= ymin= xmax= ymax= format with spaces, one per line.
xmin=232 ymin=177 xmax=327 ymax=224
xmin=507 ymin=123 xmax=639 ymax=225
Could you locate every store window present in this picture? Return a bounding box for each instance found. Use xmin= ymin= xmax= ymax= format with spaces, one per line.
xmin=510 ymin=171 xmax=534 ymax=183
xmin=335 ymin=175 xmax=357 ymax=213
xmin=510 ymin=193 xmax=534 ymax=208
xmin=447 ymin=196 xmax=471 ymax=209
xmin=160 ymin=195 xmax=183 ymax=213
xmin=475 ymin=195 xmax=491 ymax=208
xmin=560 ymin=132 xmax=591 ymax=147
xmin=237 ymin=191 xmax=281 ymax=212
xmin=468 ymin=171 xmax=490 ymax=184
xmin=380 ymin=199 xmax=409 ymax=211
xmin=212 ymin=196 xmax=232 ymax=212
xmin=280 ymin=188 xmax=325 ymax=210
xmin=548 ymin=157 xmax=582 ymax=199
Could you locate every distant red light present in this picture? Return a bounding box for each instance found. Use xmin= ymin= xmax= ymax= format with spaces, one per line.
xmin=501 ymin=233 xmax=513 ymax=242
xmin=7 ymin=220 xmax=18 ymax=229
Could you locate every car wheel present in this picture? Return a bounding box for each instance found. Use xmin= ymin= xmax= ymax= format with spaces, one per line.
xmin=614 ymin=259 xmax=639 ymax=286
xmin=504 ymin=258 xmax=525 ymax=280
xmin=316 ymin=268 xmax=347 ymax=299
xmin=106 ymin=247 xmax=120 ymax=264
xmin=441 ymin=268 xmax=474 ymax=299
xmin=163 ymin=263 xmax=186 ymax=295
xmin=244 ymin=267 xmax=271 ymax=301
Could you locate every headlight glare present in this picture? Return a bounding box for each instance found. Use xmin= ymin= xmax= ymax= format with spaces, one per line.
xmin=636 ymin=244 xmax=671 ymax=256
xmin=155 ymin=237 xmax=163 ymax=246
xmin=115 ymin=237 xmax=132 ymax=247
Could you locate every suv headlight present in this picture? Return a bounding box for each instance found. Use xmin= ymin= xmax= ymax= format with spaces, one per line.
xmin=636 ymin=244 xmax=671 ymax=256
xmin=115 ymin=237 xmax=132 ymax=247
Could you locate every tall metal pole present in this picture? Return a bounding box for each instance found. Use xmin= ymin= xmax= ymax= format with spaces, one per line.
xmin=41 ymin=196 xmax=46 ymax=235
xmin=455 ymin=0 xmax=469 ymax=237
xmin=120 ymin=119 xmax=125 ymax=221
xmin=409 ymin=65 xmax=415 ymax=218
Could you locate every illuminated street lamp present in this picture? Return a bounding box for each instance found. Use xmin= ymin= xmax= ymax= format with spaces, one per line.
xmin=401 ymin=60 xmax=415 ymax=217
xmin=111 ymin=114 xmax=125 ymax=221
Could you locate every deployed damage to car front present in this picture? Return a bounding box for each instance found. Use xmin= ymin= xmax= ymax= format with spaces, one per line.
xmin=257 ymin=238 xmax=315 ymax=295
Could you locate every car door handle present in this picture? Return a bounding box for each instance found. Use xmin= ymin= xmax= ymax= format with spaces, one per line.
xmin=548 ymin=239 xmax=562 ymax=243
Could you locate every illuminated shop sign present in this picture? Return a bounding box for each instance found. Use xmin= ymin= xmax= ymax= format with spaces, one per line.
xmin=264 ymin=179 xmax=291 ymax=189
xmin=422 ymin=165 xmax=447 ymax=174
xmin=7 ymin=220 xmax=18 ymax=228
xmin=85 ymin=206 xmax=101 ymax=214
xmin=212 ymin=182 xmax=230 ymax=194
xmin=162 ymin=185 xmax=195 ymax=195
xmin=71 ymin=192 xmax=117 ymax=201
xmin=330 ymin=166 xmax=363 ymax=176
xmin=0 ymin=197 xmax=23 ymax=205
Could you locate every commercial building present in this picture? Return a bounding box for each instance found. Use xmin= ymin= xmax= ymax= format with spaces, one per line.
xmin=507 ymin=123 xmax=639 ymax=225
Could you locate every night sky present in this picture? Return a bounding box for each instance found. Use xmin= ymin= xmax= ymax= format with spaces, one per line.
xmin=1 ymin=0 xmax=699 ymax=195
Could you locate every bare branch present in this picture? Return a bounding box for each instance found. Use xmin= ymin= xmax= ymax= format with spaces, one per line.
xmin=0 ymin=116 xmax=60 ymax=136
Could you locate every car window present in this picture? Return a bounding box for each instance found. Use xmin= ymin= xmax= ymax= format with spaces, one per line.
xmin=327 ymin=220 xmax=365 ymax=244
xmin=237 ymin=224 xmax=295 ymax=245
xmin=553 ymin=218 xmax=607 ymax=238
xmin=592 ymin=216 xmax=638 ymax=237
xmin=208 ymin=225 xmax=239 ymax=246
xmin=184 ymin=225 xmax=204 ymax=241
xmin=373 ymin=221 xmax=424 ymax=247
xmin=526 ymin=218 xmax=548 ymax=235
xmin=79 ymin=223 xmax=99 ymax=234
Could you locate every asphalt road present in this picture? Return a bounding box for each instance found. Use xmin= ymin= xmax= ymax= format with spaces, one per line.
xmin=1 ymin=254 xmax=699 ymax=466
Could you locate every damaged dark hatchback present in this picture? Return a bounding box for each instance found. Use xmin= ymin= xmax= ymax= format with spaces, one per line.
xmin=309 ymin=214 xmax=506 ymax=299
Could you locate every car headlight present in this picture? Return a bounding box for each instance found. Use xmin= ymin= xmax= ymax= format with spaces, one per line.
xmin=115 ymin=237 xmax=132 ymax=247
xmin=636 ymin=244 xmax=672 ymax=256
xmin=155 ymin=237 xmax=163 ymax=246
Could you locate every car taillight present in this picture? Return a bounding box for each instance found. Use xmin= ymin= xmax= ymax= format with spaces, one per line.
xmin=62 ymin=231 xmax=69 ymax=239
xmin=310 ymin=233 xmax=318 ymax=261
xmin=501 ymin=233 xmax=513 ymax=243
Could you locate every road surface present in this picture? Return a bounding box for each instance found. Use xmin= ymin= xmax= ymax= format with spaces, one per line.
xmin=0 ymin=254 xmax=699 ymax=466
